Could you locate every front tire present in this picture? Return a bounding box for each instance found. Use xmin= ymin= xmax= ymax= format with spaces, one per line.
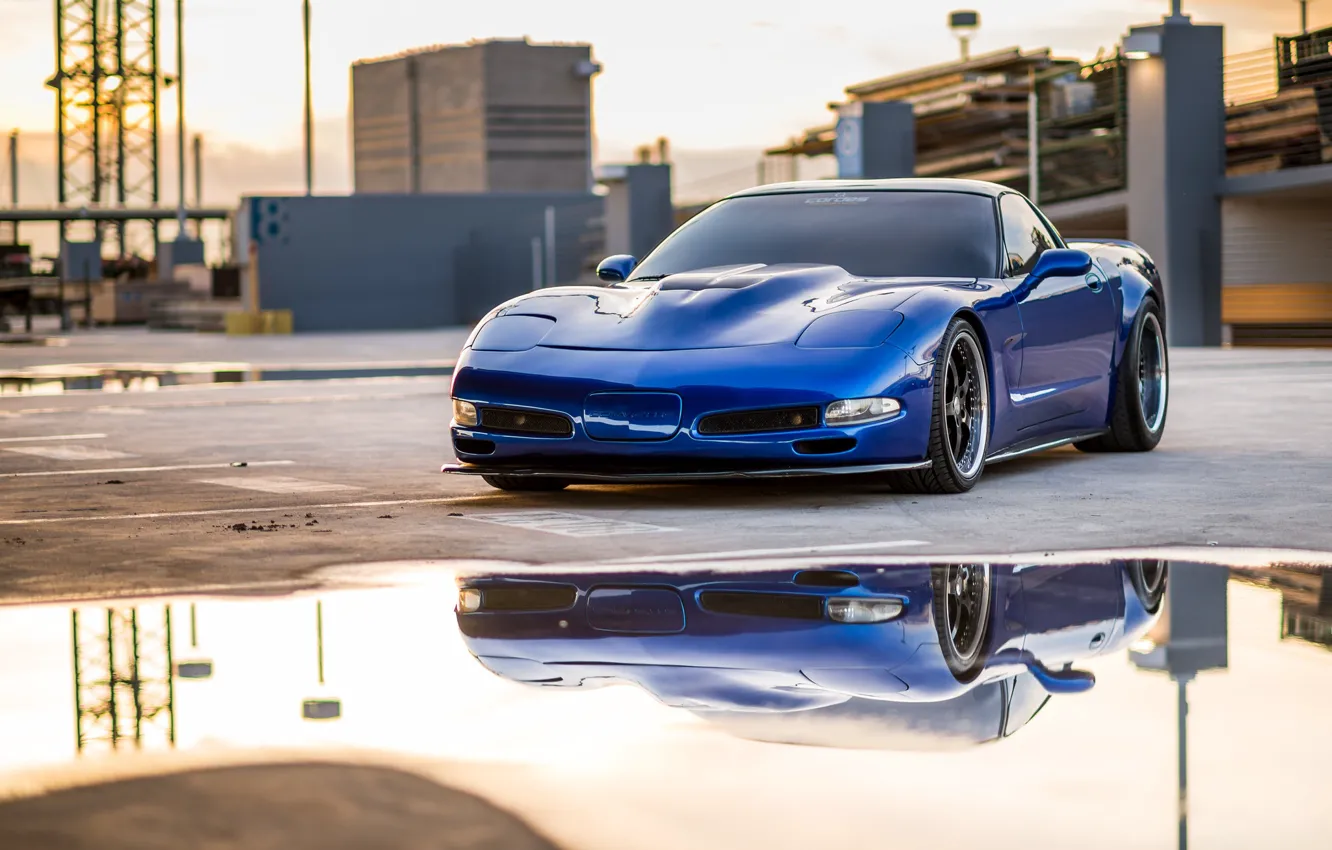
xmin=888 ymin=318 xmax=990 ymax=494
xmin=481 ymin=475 xmax=569 ymax=492
xmin=1077 ymin=299 xmax=1168 ymax=453
xmin=932 ymin=564 xmax=993 ymax=682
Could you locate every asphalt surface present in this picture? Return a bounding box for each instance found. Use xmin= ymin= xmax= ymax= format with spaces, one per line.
xmin=2 ymin=328 xmax=1332 ymax=603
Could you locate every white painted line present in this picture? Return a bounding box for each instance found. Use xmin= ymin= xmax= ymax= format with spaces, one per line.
xmin=0 ymin=460 xmax=296 ymax=479
xmin=197 ymin=476 xmax=360 ymax=495
xmin=0 ymin=495 xmax=477 ymax=526
xmin=0 ymin=433 xmax=107 ymax=443
xmin=3 ymin=445 xmax=135 ymax=461
xmin=0 ymin=389 xmax=447 ymax=418
xmin=606 ymin=540 xmax=932 ymax=564
xmin=460 ymin=510 xmax=676 ymax=538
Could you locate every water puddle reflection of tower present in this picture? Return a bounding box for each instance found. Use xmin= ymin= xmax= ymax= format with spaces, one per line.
xmin=1129 ymin=563 xmax=1230 ymax=850
xmin=71 ymin=607 xmax=176 ymax=752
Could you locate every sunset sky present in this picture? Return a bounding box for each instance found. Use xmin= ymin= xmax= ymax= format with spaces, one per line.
xmin=0 ymin=0 xmax=1324 ymax=206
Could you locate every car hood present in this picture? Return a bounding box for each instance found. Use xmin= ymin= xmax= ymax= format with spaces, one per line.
xmin=485 ymin=264 xmax=977 ymax=351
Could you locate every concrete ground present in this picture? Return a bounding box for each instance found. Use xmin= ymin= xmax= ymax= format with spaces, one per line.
xmin=2 ymin=328 xmax=1331 ymax=603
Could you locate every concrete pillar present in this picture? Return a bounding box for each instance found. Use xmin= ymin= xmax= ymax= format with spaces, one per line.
xmin=835 ymin=101 xmax=915 ymax=180
xmin=599 ymin=163 xmax=674 ymax=260
xmin=1124 ymin=17 xmax=1225 ymax=346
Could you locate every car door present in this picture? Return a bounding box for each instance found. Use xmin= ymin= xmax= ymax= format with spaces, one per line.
xmin=1000 ymin=194 xmax=1117 ymax=435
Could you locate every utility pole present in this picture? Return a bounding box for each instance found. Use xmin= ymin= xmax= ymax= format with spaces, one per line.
xmin=192 ymin=133 xmax=202 ymax=206
xmin=303 ymin=0 xmax=314 ymax=195
xmin=7 ymin=130 xmax=17 ymax=244
xmin=1299 ymin=1 xmax=1309 ymax=33
xmin=175 ymin=0 xmax=186 ymax=238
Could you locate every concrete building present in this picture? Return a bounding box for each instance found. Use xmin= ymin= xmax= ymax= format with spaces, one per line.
xmin=352 ymin=38 xmax=599 ymax=194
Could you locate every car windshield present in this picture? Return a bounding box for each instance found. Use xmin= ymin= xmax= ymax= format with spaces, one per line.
xmin=630 ymin=190 xmax=1000 ymax=281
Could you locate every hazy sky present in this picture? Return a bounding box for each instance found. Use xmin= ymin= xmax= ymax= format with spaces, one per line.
xmin=0 ymin=0 xmax=1323 ymax=206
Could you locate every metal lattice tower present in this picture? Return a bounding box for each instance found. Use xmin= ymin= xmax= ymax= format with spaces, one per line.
xmin=72 ymin=606 xmax=176 ymax=752
xmin=49 ymin=0 xmax=161 ymax=256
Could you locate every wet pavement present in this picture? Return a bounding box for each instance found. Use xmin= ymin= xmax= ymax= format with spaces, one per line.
xmin=1 ymin=552 xmax=1330 ymax=849
xmin=2 ymin=333 xmax=1332 ymax=604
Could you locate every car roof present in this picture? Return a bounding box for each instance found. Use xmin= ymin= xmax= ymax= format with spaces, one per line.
xmin=726 ymin=178 xmax=1013 ymax=200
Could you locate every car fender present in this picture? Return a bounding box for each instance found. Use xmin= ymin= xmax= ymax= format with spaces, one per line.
xmin=883 ymin=281 xmax=1025 ymax=449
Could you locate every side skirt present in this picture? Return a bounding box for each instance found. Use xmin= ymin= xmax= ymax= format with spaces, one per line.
xmin=985 ymin=429 xmax=1109 ymax=464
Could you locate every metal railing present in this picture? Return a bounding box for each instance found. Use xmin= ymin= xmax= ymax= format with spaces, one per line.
xmin=1225 ymin=28 xmax=1332 ymax=176
xmin=1032 ymin=52 xmax=1128 ymax=204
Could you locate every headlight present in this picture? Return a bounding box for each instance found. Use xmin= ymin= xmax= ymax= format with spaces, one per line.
xmin=827 ymin=597 xmax=904 ymax=624
xmin=458 ymin=587 xmax=482 ymax=613
xmin=453 ymin=399 xmax=479 ymax=427
xmin=825 ymin=397 xmax=901 ymax=425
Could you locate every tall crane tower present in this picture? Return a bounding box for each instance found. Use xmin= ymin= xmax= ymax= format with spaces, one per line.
xmin=47 ymin=0 xmax=163 ymax=257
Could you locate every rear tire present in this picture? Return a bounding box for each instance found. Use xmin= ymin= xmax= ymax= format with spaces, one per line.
xmin=1076 ymin=299 xmax=1167 ymax=453
xmin=888 ymin=318 xmax=990 ymax=494
xmin=481 ymin=475 xmax=569 ymax=492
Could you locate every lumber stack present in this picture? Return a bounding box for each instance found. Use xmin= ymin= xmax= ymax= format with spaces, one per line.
xmin=1226 ymin=27 xmax=1332 ymax=176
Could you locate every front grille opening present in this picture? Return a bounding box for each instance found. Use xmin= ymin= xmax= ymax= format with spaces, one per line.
xmin=454 ymin=437 xmax=496 ymax=455
xmin=794 ymin=437 xmax=857 ymax=455
xmin=698 ymin=406 xmax=821 ymax=436
xmin=793 ymin=570 xmax=860 ymax=588
xmin=699 ymin=591 xmax=824 ymax=620
xmin=480 ymin=407 xmax=573 ymax=437
xmin=481 ymin=584 xmax=578 ymax=612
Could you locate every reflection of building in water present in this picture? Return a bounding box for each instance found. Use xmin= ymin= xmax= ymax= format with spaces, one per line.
xmin=1231 ymin=566 xmax=1332 ymax=651
xmin=71 ymin=607 xmax=175 ymax=752
xmin=1129 ymin=563 xmax=1229 ymax=850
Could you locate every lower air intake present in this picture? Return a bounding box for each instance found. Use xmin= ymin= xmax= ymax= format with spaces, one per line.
xmin=480 ymin=407 xmax=573 ymax=437
xmin=698 ymin=406 xmax=821 ymax=435
xmin=699 ymin=591 xmax=825 ymax=620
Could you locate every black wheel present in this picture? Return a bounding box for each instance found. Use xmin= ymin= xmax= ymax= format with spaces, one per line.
xmin=1077 ymin=299 xmax=1167 ymax=453
xmin=932 ymin=564 xmax=993 ymax=682
xmin=481 ymin=475 xmax=570 ymax=492
xmin=1126 ymin=559 xmax=1168 ymax=614
xmin=888 ymin=318 xmax=990 ymax=494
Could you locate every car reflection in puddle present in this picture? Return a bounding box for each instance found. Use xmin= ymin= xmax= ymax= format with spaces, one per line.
xmin=2 ymin=555 xmax=1331 ymax=849
xmin=456 ymin=560 xmax=1170 ymax=749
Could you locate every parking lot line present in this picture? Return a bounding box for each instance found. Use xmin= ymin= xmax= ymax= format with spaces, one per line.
xmin=0 ymin=495 xmax=476 ymax=526
xmin=3 ymin=445 xmax=135 ymax=461
xmin=460 ymin=510 xmax=677 ymax=537
xmin=606 ymin=540 xmax=932 ymax=563
xmin=0 ymin=433 xmax=107 ymax=443
xmin=197 ymin=476 xmax=361 ymax=494
xmin=0 ymin=460 xmax=296 ymax=479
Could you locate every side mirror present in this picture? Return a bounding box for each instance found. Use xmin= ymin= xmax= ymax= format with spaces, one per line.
xmin=596 ymin=254 xmax=637 ymax=283
xmin=1029 ymin=248 xmax=1093 ymax=282
xmin=1025 ymin=661 xmax=1096 ymax=695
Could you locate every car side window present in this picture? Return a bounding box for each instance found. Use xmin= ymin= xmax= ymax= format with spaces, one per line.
xmin=999 ymin=194 xmax=1057 ymax=278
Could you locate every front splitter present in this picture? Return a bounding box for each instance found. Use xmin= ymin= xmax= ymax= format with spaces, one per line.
xmin=440 ymin=461 xmax=930 ymax=483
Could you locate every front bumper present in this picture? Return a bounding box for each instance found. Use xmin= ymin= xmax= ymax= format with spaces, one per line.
xmin=444 ymin=343 xmax=935 ymax=478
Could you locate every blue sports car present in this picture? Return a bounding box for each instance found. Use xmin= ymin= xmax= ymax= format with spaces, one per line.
xmin=444 ymin=178 xmax=1168 ymax=493
xmin=454 ymin=560 xmax=1168 ymax=749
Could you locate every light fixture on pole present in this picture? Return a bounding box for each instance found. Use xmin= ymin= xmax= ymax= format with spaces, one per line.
xmin=948 ymin=11 xmax=980 ymax=61
xmin=1123 ymin=31 xmax=1163 ymax=60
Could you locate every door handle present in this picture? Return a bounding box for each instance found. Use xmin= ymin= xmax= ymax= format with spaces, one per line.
xmin=1084 ymin=273 xmax=1104 ymax=293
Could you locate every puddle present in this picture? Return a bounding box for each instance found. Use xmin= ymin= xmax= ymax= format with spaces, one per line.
xmin=0 ymin=363 xmax=455 ymax=395
xmin=1 ymin=553 xmax=1329 ymax=848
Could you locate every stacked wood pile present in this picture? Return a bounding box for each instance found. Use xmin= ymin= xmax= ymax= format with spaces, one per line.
xmin=767 ymin=47 xmax=1079 ymax=195
xmin=1225 ymin=27 xmax=1332 ymax=177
